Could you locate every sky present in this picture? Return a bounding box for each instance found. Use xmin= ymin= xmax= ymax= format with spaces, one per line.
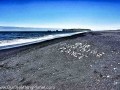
xmin=0 ymin=0 xmax=120 ymax=30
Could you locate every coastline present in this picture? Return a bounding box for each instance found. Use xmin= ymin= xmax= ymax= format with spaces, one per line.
xmin=0 ymin=31 xmax=120 ymax=90
xmin=0 ymin=31 xmax=88 ymax=50
xmin=0 ymin=32 xmax=87 ymax=60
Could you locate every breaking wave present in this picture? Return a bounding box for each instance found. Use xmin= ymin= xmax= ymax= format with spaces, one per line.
xmin=0 ymin=32 xmax=87 ymax=50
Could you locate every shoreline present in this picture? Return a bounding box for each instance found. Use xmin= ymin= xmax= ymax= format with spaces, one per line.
xmin=0 ymin=31 xmax=88 ymax=51
xmin=0 ymin=32 xmax=87 ymax=60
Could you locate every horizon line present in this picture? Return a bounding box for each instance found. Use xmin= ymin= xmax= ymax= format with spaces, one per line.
xmin=0 ymin=25 xmax=120 ymax=31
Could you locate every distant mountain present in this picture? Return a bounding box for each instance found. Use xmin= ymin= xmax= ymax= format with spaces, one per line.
xmin=0 ymin=26 xmax=61 ymax=31
xmin=62 ymin=28 xmax=91 ymax=32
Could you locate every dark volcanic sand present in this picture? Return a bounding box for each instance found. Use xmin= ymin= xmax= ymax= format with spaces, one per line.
xmin=0 ymin=31 xmax=120 ymax=90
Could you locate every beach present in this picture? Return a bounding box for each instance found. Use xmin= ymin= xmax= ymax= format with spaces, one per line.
xmin=0 ymin=31 xmax=120 ymax=90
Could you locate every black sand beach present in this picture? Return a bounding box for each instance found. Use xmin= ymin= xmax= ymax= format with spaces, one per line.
xmin=0 ymin=31 xmax=120 ymax=90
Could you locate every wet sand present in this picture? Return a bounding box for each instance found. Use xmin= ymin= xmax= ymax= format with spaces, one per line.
xmin=0 ymin=31 xmax=120 ymax=90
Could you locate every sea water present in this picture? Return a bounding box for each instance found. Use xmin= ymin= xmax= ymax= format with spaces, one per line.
xmin=0 ymin=31 xmax=87 ymax=50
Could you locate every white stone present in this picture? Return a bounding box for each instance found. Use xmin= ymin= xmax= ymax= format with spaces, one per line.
xmin=113 ymin=68 xmax=117 ymax=70
xmin=113 ymin=81 xmax=118 ymax=85
xmin=107 ymin=75 xmax=110 ymax=78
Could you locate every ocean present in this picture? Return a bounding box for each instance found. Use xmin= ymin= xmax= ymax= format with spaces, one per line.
xmin=0 ymin=31 xmax=84 ymax=50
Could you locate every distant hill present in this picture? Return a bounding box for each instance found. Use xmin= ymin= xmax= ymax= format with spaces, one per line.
xmin=0 ymin=26 xmax=61 ymax=31
xmin=62 ymin=28 xmax=91 ymax=32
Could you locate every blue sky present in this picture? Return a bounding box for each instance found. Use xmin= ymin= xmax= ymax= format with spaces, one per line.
xmin=0 ymin=0 xmax=120 ymax=30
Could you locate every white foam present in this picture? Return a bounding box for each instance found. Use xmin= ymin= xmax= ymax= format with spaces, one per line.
xmin=0 ymin=31 xmax=87 ymax=50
